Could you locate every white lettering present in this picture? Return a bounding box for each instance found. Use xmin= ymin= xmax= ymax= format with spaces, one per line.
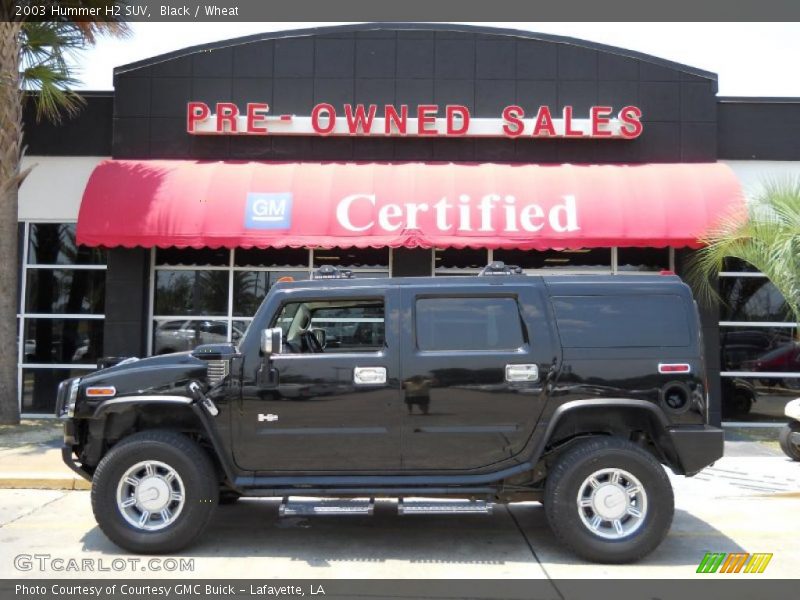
xmin=406 ymin=203 xmax=429 ymax=229
xmin=457 ymin=195 xmax=472 ymax=231
xmin=478 ymin=194 xmax=500 ymax=232
xmin=503 ymin=196 xmax=518 ymax=232
xmin=520 ymin=204 xmax=545 ymax=232
xmin=549 ymin=195 xmax=580 ymax=232
xmin=378 ymin=204 xmax=403 ymax=231
xmin=434 ymin=197 xmax=452 ymax=230
xmin=336 ymin=194 xmax=375 ymax=232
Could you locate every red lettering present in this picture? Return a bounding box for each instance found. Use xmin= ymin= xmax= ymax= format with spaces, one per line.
xmin=187 ymin=102 xmax=210 ymax=133
xmin=618 ymin=105 xmax=643 ymax=139
xmin=446 ymin=105 xmax=470 ymax=135
xmin=246 ymin=103 xmax=269 ymax=134
xmin=215 ymin=103 xmax=239 ymax=133
xmin=590 ymin=105 xmax=613 ymax=137
xmin=533 ymin=106 xmax=556 ymax=137
xmin=344 ymin=104 xmax=377 ymax=135
xmin=385 ymin=105 xmax=408 ymax=135
xmin=562 ymin=106 xmax=583 ymax=137
xmin=502 ymin=105 xmax=525 ymax=137
xmin=417 ymin=105 xmax=439 ymax=136
xmin=311 ymin=103 xmax=336 ymax=135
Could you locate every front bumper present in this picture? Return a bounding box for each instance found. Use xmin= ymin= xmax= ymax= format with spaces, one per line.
xmin=61 ymin=419 xmax=92 ymax=481
xmin=666 ymin=425 xmax=724 ymax=476
xmin=61 ymin=445 xmax=92 ymax=481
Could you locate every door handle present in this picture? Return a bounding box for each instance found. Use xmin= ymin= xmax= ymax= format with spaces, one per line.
xmin=505 ymin=364 xmax=539 ymax=382
xmin=354 ymin=366 xmax=387 ymax=385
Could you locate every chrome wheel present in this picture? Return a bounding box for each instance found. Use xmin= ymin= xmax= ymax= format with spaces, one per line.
xmin=116 ymin=460 xmax=185 ymax=531
xmin=576 ymin=468 xmax=648 ymax=540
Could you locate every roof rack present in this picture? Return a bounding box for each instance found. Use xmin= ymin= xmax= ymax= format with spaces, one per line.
xmin=313 ymin=265 xmax=354 ymax=279
xmin=478 ymin=261 xmax=523 ymax=276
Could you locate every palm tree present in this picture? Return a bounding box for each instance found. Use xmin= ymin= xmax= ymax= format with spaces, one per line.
xmin=0 ymin=6 xmax=128 ymax=424
xmin=688 ymin=179 xmax=800 ymax=327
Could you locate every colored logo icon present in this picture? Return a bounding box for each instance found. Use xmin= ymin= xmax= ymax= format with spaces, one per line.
xmin=696 ymin=552 xmax=773 ymax=574
xmin=245 ymin=193 xmax=293 ymax=229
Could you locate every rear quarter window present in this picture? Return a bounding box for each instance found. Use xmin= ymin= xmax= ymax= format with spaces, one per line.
xmin=416 ymin=297 xmax=525 ymax=351
xmin=552 ymin=294 xmax=691 ymax=348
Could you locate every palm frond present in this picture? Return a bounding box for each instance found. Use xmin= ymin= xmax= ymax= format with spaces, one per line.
xmin=687 ymin=177 xmax=800 ymax=326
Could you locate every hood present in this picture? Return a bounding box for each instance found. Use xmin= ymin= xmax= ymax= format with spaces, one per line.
xmin=78 ymin=352 xmax=208 ymax=397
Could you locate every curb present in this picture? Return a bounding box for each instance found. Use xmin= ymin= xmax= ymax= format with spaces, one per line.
xmin=0 ymin=473 xmax=90 ymax=491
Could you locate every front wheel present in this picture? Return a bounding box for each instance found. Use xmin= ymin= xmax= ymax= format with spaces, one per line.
xmin=544 ymin=437 xmax=674 ymax=563
xmin=779 ymin=423 xmax=800 ymax=461
xmin=91 ymin=430 xmax=218 ymax=553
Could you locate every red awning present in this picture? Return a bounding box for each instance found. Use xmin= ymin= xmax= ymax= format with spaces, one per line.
xmin=76 ymin=160 xmax=743 ymax=250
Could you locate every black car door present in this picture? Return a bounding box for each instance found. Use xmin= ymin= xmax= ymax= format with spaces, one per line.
xmin=233 ymin=288 xmax=403 ymax=472
xmin=399 ymin=283 xmax=555 ymax=471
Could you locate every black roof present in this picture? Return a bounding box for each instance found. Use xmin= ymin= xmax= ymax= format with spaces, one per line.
xmin=114 ymin=22 xmax=717 ymax=82
xmin=274 ymin=273 xmax=688 ymax=295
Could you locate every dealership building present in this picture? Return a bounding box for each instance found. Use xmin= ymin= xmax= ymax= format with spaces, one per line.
xmin=15 ymin=23 xmax=800 ymax=425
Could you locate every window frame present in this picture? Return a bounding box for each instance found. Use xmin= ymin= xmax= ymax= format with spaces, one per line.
xmin=148 ymin=249 xmax=392 ymax=357
xmin=413 ymin=294 xmax=528 ymax=353
xmin=718 ymin=265 xmax=800 ymax=426
xmin=17 ymin=221 xmax=107 ymax=418
xmin=269 ymin=297 xmax=387 ymax=357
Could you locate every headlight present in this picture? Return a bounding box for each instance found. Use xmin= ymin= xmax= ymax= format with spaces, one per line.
xmin=64 ymin=378 xmax=81 ymax=417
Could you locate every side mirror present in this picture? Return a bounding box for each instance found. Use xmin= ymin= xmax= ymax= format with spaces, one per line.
xmin=261 ymin=327 xmax=283 ymax=357
xmin=192 ymin=343 xmax=238 ymax=361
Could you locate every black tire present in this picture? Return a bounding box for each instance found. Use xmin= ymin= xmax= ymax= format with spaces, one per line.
xmin=544 ymin=437 xmax=674 ymax=564
xmin=91 ymin=430 xmax=218 ymax=554
xmin=779 ymin=423 xmax=800 ymax=461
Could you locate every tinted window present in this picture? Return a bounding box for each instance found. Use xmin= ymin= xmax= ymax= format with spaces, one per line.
xmin=27 ymin=224 xmax=105 ymax=265
xmin=553 ymin=295 xmax=691 ymax=348
xmin=416 ymin=297 xmax=524 ymax=351
xmin=274 ymin=300 xmax=385 ymax=353
xmin=718 ymin=277 xmax=793 ymax=322
xmin=25 ymin=269 xmax=105 ymax=314
xmin=494 ymin=248 xmax=611 ymax=271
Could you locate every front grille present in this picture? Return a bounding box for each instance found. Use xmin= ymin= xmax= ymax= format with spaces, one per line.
xmin=206 ymin=360 xmax=229 ymax=385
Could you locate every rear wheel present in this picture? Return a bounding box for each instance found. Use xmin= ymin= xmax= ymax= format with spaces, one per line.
xmin=779 ymin=423 xmax=800 ymax=461
xmin=91 ymin=430 xmax=218 ymax=553
xmin=544 ymin=437 xmax=674 ymax=563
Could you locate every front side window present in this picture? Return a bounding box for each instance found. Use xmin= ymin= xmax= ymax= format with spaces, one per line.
xmin=273 ymin=299 xmax=385 ymax=354
xmin=415 ymin=297 xmax=525 ymax=351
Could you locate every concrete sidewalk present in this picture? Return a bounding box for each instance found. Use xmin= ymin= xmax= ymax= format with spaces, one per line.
xmin=0 ymin=420 xmax=798 ymax=495
xmin=0 ymin=421 xmax=90 ymax=490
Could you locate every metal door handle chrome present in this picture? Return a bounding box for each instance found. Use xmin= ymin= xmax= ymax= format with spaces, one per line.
xmin=354 ymin=366 xmax=387 ymax=385
xmin=505 ymin=364 xmax=539 ymax=382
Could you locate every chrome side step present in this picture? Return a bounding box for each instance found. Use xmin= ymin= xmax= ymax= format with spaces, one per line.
xmin=279 ymin=496 xmax=375 ymax=517
xmin=398 ymin=498 xmax=494 ymax=515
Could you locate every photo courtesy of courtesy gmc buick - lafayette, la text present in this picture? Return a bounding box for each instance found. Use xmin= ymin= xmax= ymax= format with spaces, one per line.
xmin=57 ymin=263 xmax=723 ymax=563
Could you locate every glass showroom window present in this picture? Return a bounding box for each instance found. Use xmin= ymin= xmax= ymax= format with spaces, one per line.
xmin=718 ymin=259 xmax=800 ymax=424
xmin=150 ymin=247 xmax=390 ymax=355
xmin=433 ymin=247 xmax=672 ymax=276
xmin=18 ymin=223 xmax=106 ymax=415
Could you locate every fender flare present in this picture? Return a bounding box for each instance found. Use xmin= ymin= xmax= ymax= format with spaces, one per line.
xmin=90 ymin=395 xmax=238 ymax=484
xmin=530 ymin=398 xmax=674 ymax=465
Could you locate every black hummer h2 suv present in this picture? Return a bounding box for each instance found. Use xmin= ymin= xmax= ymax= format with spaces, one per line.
xmin=57 ymin=264 xmax=723 ymax=563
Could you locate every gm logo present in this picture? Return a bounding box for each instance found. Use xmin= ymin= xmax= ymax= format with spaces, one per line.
xmin=245 ymin=193 xmax=292 ymax=229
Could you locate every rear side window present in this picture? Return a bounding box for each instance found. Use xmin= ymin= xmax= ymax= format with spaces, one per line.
xmin=416 ymin=297 xmax=524 ymax=351
xmin=553 ymin=294 xmax=691 ymax=348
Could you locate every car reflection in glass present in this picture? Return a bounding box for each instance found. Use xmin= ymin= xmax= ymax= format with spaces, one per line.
xmin=154 ymin=320 xmax=244 ymax=355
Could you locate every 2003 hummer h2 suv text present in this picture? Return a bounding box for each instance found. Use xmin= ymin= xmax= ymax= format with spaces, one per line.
xmin=57 ymin=263 xmax=723 ymax=563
